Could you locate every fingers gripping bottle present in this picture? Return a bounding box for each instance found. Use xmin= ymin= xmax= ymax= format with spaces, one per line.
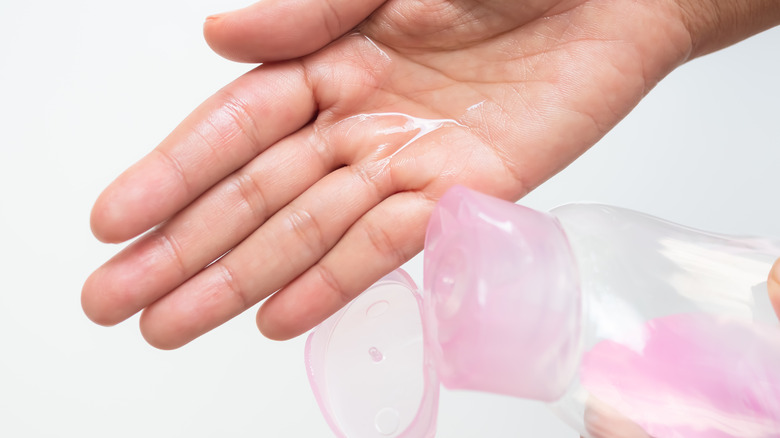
xmin=305 ymin=185 xmax=780 ymax=438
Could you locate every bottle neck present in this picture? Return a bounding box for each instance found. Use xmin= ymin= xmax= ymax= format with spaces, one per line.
xmin=423 ymin=186 xmax=583 ymax=402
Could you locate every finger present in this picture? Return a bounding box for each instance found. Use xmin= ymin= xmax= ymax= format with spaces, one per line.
xmin=585 ymin=398 xmax=651 ymax=438
xmin=138 ymin=160 xmax=394 ymax=349
xmin=90 ymin=61 xmax=315 ymax=243
xmin=82 ymin=124 xmax=335 ymax=326
xmin=203 ymin=0 xmax=387 ymax=63
xmin=257 ymin=191 xmax=435 ymax=340
xmin=769 ymin=258 xmax=780 ymax=320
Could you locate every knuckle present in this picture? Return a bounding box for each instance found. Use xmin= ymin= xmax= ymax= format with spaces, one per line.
xmin=314 ymin=263 xmax=352 ymax=305
xmin=216 ymin=263 xmax=250 ymax=309
xmin=310 ymin=122 xmax=338 ymax=167
xmin=363 ymin=220 xmax=407 ymax=266
xmin=232 ymin=172 xmax=269 ymax=224
xmin=150 ymin=230 xmax=188 ymax=278
xmin=321 ymin=0 xmax=344 ymax=41
xmin=154 ymin=148 xmax=193 ymax=197
xmin=213 ymin=88 xmax=263 ymax=153
xmin=286 ymin=207 xmax=328 ymax=257
xmin=351 ymin=161 xmax=390 ymax=198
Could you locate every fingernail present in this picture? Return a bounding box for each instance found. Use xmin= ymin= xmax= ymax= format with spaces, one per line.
xmin=205 ymin=13 xmax=224 ymax=22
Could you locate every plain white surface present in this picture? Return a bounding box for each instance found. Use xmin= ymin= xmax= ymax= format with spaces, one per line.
xmin=0 ymin=1 xmax=777 ymax=437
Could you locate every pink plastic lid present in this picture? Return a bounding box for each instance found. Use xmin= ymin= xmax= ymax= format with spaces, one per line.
xmin=423 ymin=185 xmax=581 ymax=401
xmin=305 ymin=270 xmax=439 ymax=438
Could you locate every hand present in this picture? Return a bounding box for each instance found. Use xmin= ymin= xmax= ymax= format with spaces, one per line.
xmin=81 ymin=0 xmax=766 ymax=349
xmin=770 ymin=257 xmax=780 ymax=319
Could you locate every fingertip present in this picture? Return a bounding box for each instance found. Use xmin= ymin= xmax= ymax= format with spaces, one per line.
xmin=141 ymin=333 xmax=185 ymax=351
xmin=89 ymin=195 xmax=125 ymax=244
xmin=202 ymin=14 xmax=224 ymax=45
xmin=256 ymin=300 xmax=306 ymax=341
xmin=257 ymin=324 xmax=296 ymax=341
xmin=90 ymin=156 xmax=185 ymax=243
xmin=202 ymin=12 xmax=254 ymax=63
xmin=90 ymin=182 xmax=147 ymax=244
xmin=256 ymin=287 xmax=323 ymax=341
xmin=202 ymin=5 xmax=292 ymax=64
xmin=141 ymin=335 xmax=185 ymax=351
xmin=202 ymin=0 xmax=385 ymax=63
xmin=81 ymin=269 xmax=123 ymax=327
xmin=81 ymin=305 xmax=120 ymax=328
xmin=139 ymin=309 xmax=189 ymax=350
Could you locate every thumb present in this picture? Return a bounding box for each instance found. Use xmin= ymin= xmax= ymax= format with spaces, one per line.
xmin=203 ymin=0 xmax=386 ymax=63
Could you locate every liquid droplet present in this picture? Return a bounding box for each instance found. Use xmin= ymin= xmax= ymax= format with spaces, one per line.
xmin=369 ymin=346 xmax=384 ymax=363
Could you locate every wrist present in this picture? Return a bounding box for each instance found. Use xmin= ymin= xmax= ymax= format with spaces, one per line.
xmin=673 ymin=0 xmax=780 ymax=59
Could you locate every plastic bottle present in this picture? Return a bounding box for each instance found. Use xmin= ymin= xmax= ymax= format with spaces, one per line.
xmin=305 ymin=185 xmax=780 ymax=438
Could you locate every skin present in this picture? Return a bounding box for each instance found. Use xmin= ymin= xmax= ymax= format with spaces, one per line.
xmin=82 ymin=0 xmax=780 ymax=354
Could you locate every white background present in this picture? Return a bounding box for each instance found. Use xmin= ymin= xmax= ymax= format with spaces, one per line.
xmin=0 ymin=1 xmax=778 ymax=437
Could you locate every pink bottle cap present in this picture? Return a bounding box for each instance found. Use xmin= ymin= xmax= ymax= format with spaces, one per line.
xmin=423 ymin=185 xmax=581 ymax=401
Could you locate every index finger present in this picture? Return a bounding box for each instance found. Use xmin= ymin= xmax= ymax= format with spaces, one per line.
xmin=90 ymin=61 xmax=315 ymax=243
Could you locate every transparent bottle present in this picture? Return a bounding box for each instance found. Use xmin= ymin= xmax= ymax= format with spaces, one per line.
xmin=306 ymin=185 xmax=780 ymax=438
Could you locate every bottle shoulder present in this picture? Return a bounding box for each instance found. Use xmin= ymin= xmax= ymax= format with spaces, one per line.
xmin=550 ymin=202 xmax=780 ymax=253
xmin=545 ymin=203 xmax=780 ymax=437
xmin=548 ymin=202 xmax=780 ymax=328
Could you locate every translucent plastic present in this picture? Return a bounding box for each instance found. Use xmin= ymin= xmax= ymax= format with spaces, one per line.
xmin=305 ymin=270 xmax=439 ymax=438
xmin=425 ymin=186 xmax=780 ymax=438
xmin=423 ymin=186 xmax=582 ymax=402
xmin=306 ymin=185 xmax=780 ymax=438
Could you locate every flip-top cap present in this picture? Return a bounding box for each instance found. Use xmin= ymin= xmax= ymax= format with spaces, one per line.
xmin=305 ymin=270 xmax=439 ymax=438
xmin=423 ymin=186 xmax=581 ymax=401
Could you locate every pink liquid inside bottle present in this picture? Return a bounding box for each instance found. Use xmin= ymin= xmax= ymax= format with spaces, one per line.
xmin=581 ymin=313 xmax=780 ymax=437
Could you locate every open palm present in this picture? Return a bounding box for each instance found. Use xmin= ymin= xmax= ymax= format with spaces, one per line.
xmin=82 ymin=0 xmax=693 ymax=348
